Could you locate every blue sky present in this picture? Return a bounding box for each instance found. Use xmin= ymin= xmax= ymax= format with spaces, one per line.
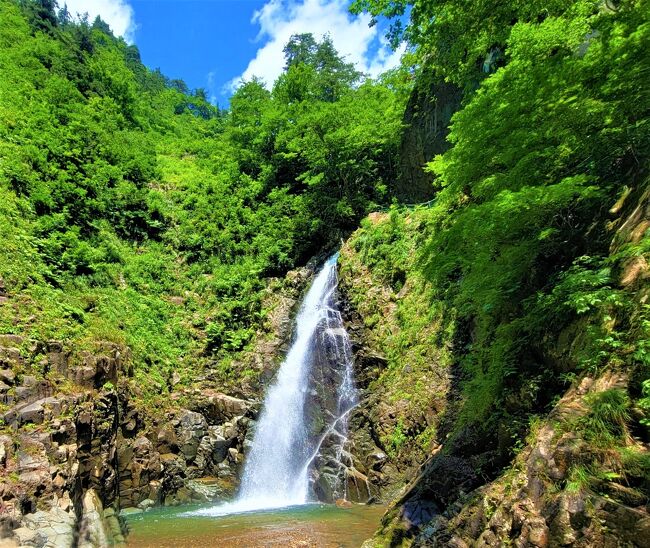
xmin=62 ymin=0 xmax=405 ymax=106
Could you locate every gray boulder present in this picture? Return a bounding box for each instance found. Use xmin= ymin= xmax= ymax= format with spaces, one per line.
xmin=174 ymin=410 xmax=207 ymax=461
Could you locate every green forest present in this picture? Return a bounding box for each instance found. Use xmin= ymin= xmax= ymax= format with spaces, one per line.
xmin=1 ymin=0 xmax=649 ymax=546
xmin=0 ymin=0 xmax=404 ymax=398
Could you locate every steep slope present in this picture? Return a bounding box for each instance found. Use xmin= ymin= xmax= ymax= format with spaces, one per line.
xmin=339 ymin=2 xmax=650 ymax=543
xmin=0 ymin=0 xmax=404 ymax=544
xmin=338 ymin=179 xmax=650 ymax=546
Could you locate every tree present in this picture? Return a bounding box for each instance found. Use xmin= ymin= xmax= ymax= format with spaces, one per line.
xmin=283 ymin=33 xmax=317 ymax=68
xmin=278 ymin=33 xmax=361 ymax=102
xmin=22 ymin=0 xmax=59 ymax=32
xmin=57 ymin=2 xmax=70 ymax=26
xmin=351 ymin=0 xmax=600 ymax=87
xmin=92 ymin=15 xmax=112 ymax=37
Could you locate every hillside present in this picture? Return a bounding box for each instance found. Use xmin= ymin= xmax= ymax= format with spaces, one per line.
xmin=1 ymin=0 xmax=649 ymax=546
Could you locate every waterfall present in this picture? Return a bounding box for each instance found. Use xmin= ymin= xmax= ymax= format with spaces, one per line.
xmin=192 ymin=254 xmax=357 ymax=517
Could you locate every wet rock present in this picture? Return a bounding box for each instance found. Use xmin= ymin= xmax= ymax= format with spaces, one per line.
xmin=104 ymin=508 xmax=124 ymax=544
xmin=119 ymin=507 xmax=143 ymax=517
xmin=367 ymin=451 xmax=387 ymax=471
xmin=345 ymin=468 xmax=373 ymax=503
xmin=147 ymin=480 xmax=162 ymax=503
xmin=186 ymin=479 xmax=219 ymax=502
xmin=117 ymin=443 xmax=134 ymax=474
xmin=137 ymin=498 xmax=155 ymax=511
xmin=242 ymin=419 xmax=256 ymax=456
xmin=165 ymin=486 xmax=193 ymax=506
xmin=410 ymin=455 xmax=479 ymax=511
xmin=401 ymin=497 xmax=440 ymax=530
xmin=313 ymin=469 xmax=338 ymax=503
xmin=219 ymin=421 xmax=236 ymax=440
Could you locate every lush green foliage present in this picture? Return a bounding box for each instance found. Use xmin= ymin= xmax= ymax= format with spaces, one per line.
xmin=581 ymin=388 xmax=631 ymax=447
xmin=0 ymin=1 xmax=404 ymax=397
xmin=2 ymin=0 xmax=649 ymax=471
xmin=350 ymin=0 xmax=650 ymax=472
xmin=421 ymin=0 xmax=649 ymax=431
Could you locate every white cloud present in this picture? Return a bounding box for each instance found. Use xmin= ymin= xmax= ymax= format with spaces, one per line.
xmin=229 ymin=0 xmax=404 ymax=91
xmin=366 ymin=36 xmax=407 ymax=78
xmin=63 ymin=0 xmax=136 ymax=44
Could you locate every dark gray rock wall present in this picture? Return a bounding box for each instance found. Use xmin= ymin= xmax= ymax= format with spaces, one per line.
xmin=396 ymin=69 xmax=463 ymax=202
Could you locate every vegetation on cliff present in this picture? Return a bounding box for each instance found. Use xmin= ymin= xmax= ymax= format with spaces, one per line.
xmin=0 ymin=0 xmax=404 ymax=404
xmin=344 ymin=0 xmax=650 ymax=544
xmin=1 ymin=0 xmax=649 ymax=544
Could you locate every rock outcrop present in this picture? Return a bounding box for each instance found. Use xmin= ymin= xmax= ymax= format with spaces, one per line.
xmin=0 ymin=333 xmax=256 ymax=546
xmin=335 ymin=240 xmax=452 ymax=505
xmin=372 ymin=372 xmax=650 ymax=547
xmin=396 ymin=68 xmax=463 ymax=202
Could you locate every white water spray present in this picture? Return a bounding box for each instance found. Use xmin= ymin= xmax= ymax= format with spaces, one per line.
xmin=192 ymin=254 xmax=356 ymax=517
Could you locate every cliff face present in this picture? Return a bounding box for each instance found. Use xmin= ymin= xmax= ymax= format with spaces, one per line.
xmin=338 ymin=180 xmax=650 ymax=547
xmin=0 ymin=334 xmax=256 ymax=546
xmin=335 ymin=211 xmax=454 ymax=502
xmin=395 ymin=70 xmax=463 ymax=202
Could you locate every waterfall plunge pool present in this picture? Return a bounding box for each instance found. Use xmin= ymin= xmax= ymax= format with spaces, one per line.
xmin=125 ymin=256 xmax=376 ymax=546
xmin=125 ymin=502 xmax=385 ymax=547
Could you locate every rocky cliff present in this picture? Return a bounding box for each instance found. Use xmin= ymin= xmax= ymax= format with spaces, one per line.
xmin=0 ymin=334 xmax=256 ymax=546
xmin=337 ymin=181 xmax=650 ymax=547
xmin=0 ymin=266 xmax=315 ymax=546
xmin=395 ymin=69 xmax=463 ymax=203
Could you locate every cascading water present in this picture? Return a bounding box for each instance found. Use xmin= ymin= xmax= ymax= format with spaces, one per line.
xmin=192 ymin=254 xmax=357 ymax=517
